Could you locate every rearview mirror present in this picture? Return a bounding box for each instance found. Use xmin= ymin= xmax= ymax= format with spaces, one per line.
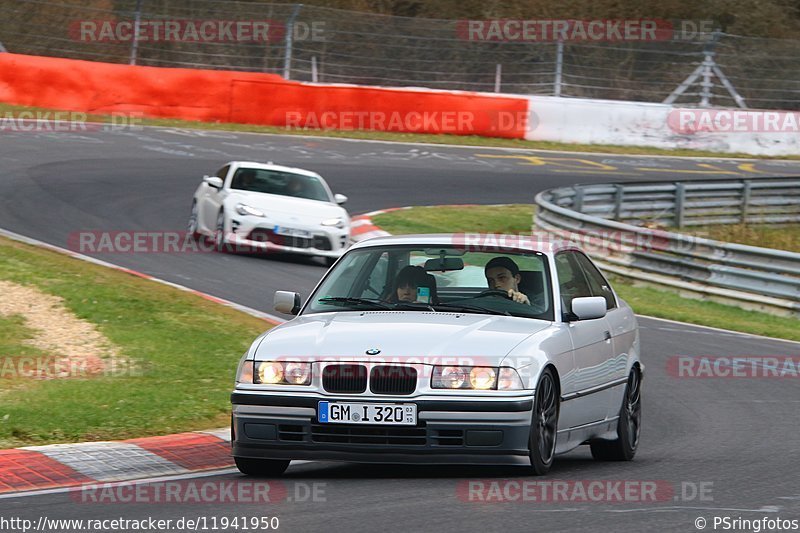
xmin=204 ymin=176 xmax=224 ymax=189
xmin=274 ymin=291 xmax=301 ymax=315
xmin=571 ymin=296 xmax=607 ymax=321
xmin=423 ymin=257 xmax=464 ymax=272
xmin=334 ymin=193 xmax=348 ymax=205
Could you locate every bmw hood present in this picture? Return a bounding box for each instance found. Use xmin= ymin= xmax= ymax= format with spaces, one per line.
xmin=227 ymin=192 xmax=346 ymax=222
xmin=253 ymin=311 xmax=552 ymax=365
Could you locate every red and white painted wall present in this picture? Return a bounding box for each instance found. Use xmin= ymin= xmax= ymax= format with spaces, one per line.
xmin=0 ymin=53 xmax=796 ymax=156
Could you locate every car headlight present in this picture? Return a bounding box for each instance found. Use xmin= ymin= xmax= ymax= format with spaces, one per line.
xmin=321 ymin=217 xmax=345 ymax=229
xmin=254 ymin=361 xmax=311 ymax=385
xmin=497 ymin=368 xmax=524 ymax=390
xmin=470 ymin=367 xmax=497 ymax=390
xmin=236 ymin=203 xmax=266 ymax=217
xmin=433 ymin=366 xmax=469 ymax=389
xmin=433 ymin=366 xmax=498 ymax=390
xmin=236 ymin=360 xmax=254 ymax=384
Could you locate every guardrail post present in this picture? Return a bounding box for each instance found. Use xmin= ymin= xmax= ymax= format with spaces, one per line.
xmin=283 ymin=4 xmax=303 ymax=80
xmin=674 ymin=183 xmax=686 ymax=228
xmin=129 ymin=0 xmax=143 ymax=65
xmin=613 ymin=184 xmax=624 ymax=220
xmin=573 ymin=186 xmax=585 ymax=212
xmin=741 ymin=180 xmax=752 ymax=223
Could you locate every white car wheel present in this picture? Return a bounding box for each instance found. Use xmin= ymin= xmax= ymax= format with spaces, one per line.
xmin=187 ymin=201 xmax=200 ymax=239
xmin=214 ymin=211 xmax=228 ymax=252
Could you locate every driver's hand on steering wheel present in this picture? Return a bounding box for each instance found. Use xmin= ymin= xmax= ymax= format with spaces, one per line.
xmin=508 ymin=289 xmax=530 ymax=304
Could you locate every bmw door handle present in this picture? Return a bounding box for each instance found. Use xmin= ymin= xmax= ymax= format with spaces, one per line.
xmin=604 ymin=331 xmax=611 ymax=341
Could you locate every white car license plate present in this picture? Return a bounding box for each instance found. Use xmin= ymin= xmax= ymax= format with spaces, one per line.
xmin=274 ymin=225 xmax=311 ymax=238
xmin=318 ymin=401 xmax=417 ymax=425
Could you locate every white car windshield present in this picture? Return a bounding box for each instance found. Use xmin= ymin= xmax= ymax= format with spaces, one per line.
xmin=305 ymin=245 xmax=554 ymax=320
xmin=230 ymin=168 xmax=330 ymax=202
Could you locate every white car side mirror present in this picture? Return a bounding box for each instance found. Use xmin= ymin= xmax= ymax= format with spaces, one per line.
xmin=274 ymin=291 xmax=301 ymax=315
xmin=571 ymin=296 xmax=607 ymax=321
xmin=204 ymin=176 xmax=224 ymax=189
xmin=334 ymin=193 xmax=348 ymax=205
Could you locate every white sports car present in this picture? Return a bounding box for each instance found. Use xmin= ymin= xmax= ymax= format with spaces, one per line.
xmin=188 ymin=161 xmax=350 ymax=264
xmin=231 ymin=234 xmax=642 ymax=476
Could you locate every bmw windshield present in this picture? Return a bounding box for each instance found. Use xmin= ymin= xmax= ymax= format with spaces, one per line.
xmin=304 ymin=245 xmax=554 ymax=321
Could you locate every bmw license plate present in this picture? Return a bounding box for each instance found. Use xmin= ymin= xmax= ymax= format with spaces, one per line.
xmin=274 ymin=226 xmax=311 ymax=238
xmin=318 ymin=402 xmax=417 ymax=425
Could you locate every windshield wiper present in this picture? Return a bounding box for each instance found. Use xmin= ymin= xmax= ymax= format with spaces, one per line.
xmin=317 ymin=297 xmax=392 ymax=310
xmin=432 ymin=303 xmax=511 ymax=316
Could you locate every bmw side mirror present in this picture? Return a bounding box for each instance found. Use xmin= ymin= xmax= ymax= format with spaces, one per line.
xmin=334 ymin=193 xmax=348 ymax=205
xmin=204 ymin=176 xmax=224 ymax=189
xmin=274 ymin=291 xmax=301 ymax=315
xmin=571 ymin=296 xmax=607 ymax=321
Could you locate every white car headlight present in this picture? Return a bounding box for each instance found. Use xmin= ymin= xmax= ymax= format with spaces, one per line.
xmin=236 ymin=203 xmax=266 ymax=217
xmin=433 ymin=366 xmax=469 ymax=389
xmin=321 ymin=217 xmax=345 ymax=228
xmin=236 ymin=360 xmax=254 ymax=384
xmin=469 ymin=367 xmax=497 ymax=390
xmin=497 ymin=367 xmax=524 ymax=390
xmin=254 ymin=361 xmax=312 ymax=385
xmin=432 ymin=366 xmax=498 ymax=390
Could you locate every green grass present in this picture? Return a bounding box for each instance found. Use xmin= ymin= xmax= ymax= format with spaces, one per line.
xmin=678 ymin=223 xmax=800 ymax=253
xmin=374 ymin=204 xmax=534 ymax=235
xmin=373 ymin=204 xmax=800 ymax=341
xmin=0 ymin=236 xmax=270 ymax=448
xmin=1 ymin=102 xmax=795 ymax=159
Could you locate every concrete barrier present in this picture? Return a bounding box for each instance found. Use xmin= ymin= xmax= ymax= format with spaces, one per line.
xmin=524 ymin=95 xmax=799 ymax=157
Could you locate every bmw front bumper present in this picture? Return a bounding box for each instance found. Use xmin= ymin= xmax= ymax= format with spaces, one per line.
xmin=231 ymin=392 xmax=534 ymax=465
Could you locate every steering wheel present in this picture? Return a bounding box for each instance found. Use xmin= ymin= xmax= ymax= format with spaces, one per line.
xmin=477 ymin=289 xmax=514 ymax=300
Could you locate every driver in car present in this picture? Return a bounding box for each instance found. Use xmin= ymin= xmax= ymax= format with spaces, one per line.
xmin=484 ymin=257 xmax=530 ymax=305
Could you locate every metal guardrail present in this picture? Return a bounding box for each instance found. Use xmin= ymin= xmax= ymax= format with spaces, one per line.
xmin=534 ymin=177 xmax=800 ymax=316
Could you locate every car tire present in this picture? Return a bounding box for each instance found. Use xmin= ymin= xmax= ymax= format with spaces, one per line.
xmin=214 ymin=210 xmax=228 ymax=252
xmin=234 ymin=457 xmax=290 ymax=477
xmin=528 ymin=367 xmax=559 ymax=476
xmin=188 ymin=201 xmax=201 ymax=240
xmin=323 ymin=257 xmax=337 ymax=267
xmin=590 ymin=367 xmax=642 ymax=461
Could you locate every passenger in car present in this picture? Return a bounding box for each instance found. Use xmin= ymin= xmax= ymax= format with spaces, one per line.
xmin=484 ymin=257 xmax=531 ymax=305
xmin=388 ymin=265 xmax=438 ymax=304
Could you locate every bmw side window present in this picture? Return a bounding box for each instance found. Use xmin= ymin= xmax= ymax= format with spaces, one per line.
xmin=575 ymin=253 xmax=617 ymax=310
xmin=555 ymin=252 xmax=592 ymax=316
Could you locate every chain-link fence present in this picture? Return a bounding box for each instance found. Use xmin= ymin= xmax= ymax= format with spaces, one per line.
xmin=2 ymin=0 xmax=800 ymax=110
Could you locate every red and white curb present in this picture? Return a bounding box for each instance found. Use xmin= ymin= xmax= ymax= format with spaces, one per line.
xmin=0 ymin=430 xmax=232 ymax=494
xmin=350 ymin=207 xmax=408 ymax=242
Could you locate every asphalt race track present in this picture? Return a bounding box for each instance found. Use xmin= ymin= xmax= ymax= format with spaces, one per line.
xmin=1 ymin=127 xmax=800 ymax=532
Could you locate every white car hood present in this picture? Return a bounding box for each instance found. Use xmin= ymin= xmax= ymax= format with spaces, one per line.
xmin=254 ymin=311 xmax=552 ymax=365
xmin=227 ymin=191 xmax=346 ymax=221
